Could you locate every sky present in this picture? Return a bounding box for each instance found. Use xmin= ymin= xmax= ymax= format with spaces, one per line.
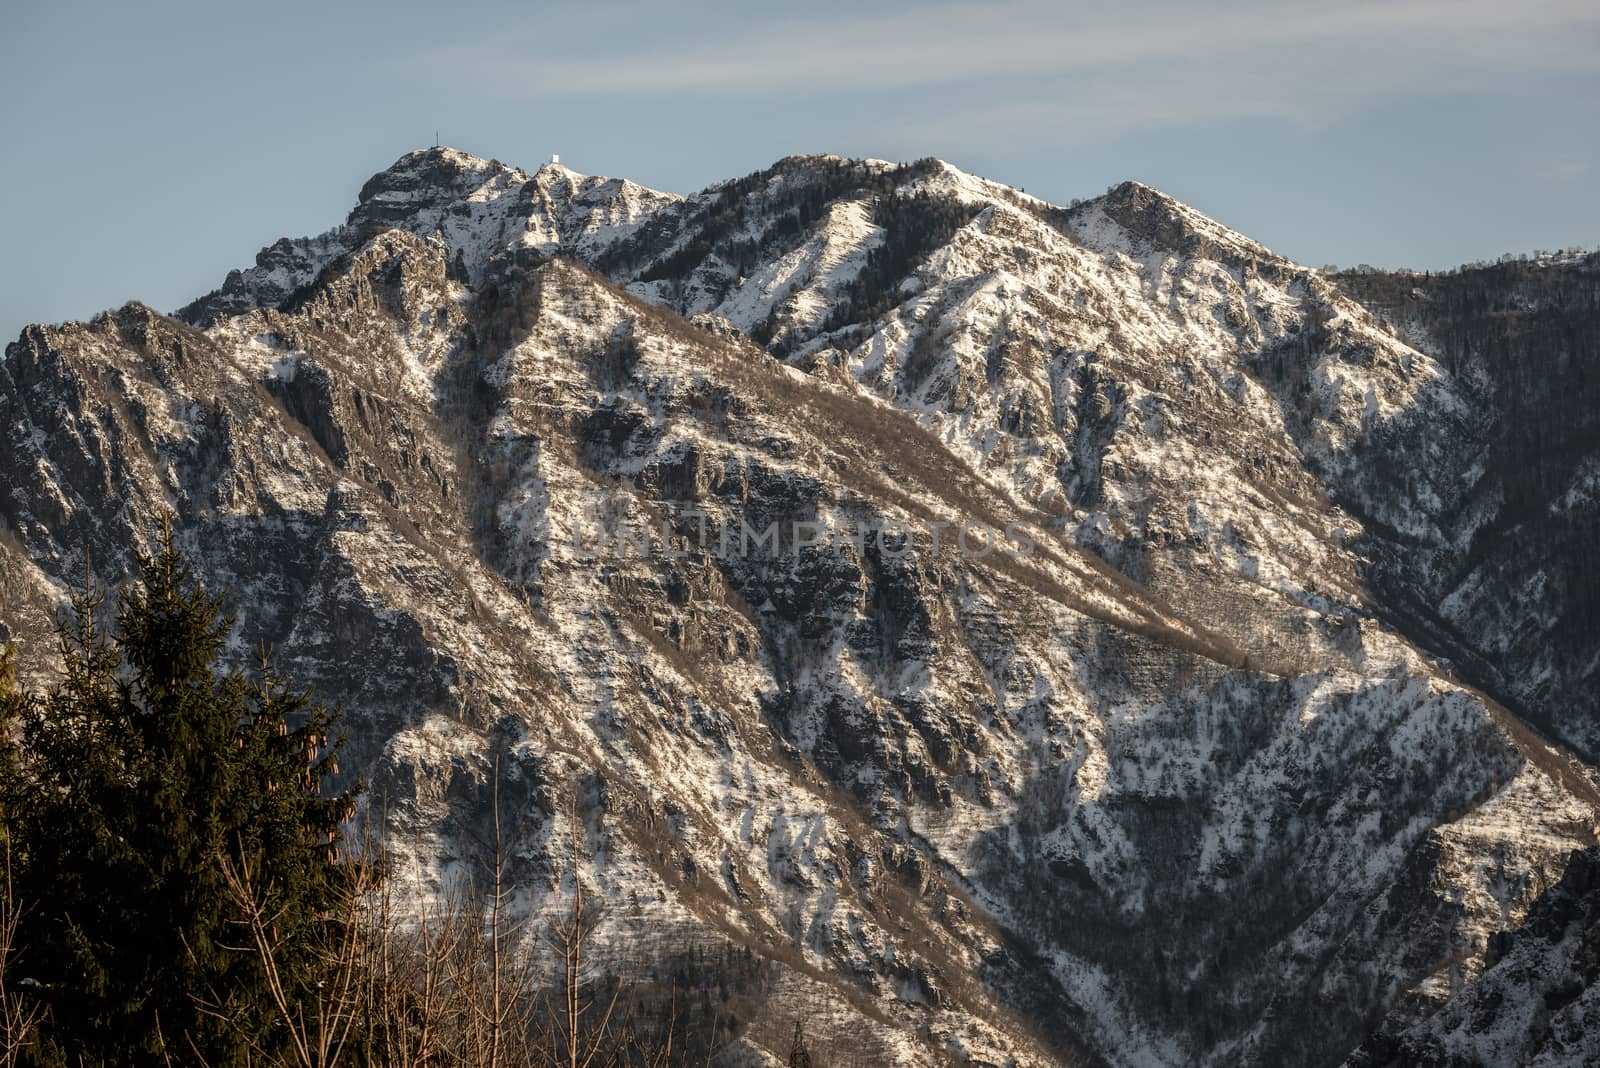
xmin=3 ymin=0 xmax=1597 ymax=343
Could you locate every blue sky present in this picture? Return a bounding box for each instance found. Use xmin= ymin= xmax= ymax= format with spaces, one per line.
xmin=4 ymin=0 xmax=1597 ymax=343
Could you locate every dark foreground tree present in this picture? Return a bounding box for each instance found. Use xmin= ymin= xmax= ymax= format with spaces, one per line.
xmin=1 ymin=521 xmax=358 ymax=1066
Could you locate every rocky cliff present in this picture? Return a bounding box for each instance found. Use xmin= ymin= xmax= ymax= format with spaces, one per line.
xmin=2 ymin=146 xmax=1596 ymax=1066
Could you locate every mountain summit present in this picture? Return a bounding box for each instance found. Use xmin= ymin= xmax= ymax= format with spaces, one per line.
xmin=4 ymin=146 xmax=1599 ymax=1066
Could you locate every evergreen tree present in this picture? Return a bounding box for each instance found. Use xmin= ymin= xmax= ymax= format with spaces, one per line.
xmin=3 ymin=521 xmax=359 ymax=1066
xmin=788 ymin=1018 xmax=813 ymax=1068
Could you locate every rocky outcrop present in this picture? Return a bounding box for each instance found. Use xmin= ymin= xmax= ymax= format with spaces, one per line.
xmin=1350 ymin=847 xmax=1600 ymax=1067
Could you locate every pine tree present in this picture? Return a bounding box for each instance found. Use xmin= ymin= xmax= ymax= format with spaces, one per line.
xmin=789 ymin=1018 xmax=813 ymax=1068
xmin=4 ymin=520 xmax=359 ymax=1065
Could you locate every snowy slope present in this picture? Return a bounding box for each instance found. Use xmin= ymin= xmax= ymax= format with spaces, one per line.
xmin=3 ymin=147 xmax=1598 ymax=1067
xmin=1349 ymin=847 xmax=1600 ymax=1067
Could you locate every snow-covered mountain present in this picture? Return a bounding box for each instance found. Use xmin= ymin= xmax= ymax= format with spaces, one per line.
xmin=3 ymin=146 xmax=1597 ymax=1066
xmin=1349 ymin=845 xmax=1600 ymax=1067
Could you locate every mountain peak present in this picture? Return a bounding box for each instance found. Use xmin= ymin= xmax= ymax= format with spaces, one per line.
xmin=356 ymin=146 xmax=526 ymax=207
xmin=1076 ymin=177 xmax=1279 ymax=266
xmin=533 ymin=158 xmax=583 ymax=179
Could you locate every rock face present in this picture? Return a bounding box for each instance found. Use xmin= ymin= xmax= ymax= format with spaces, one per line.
xmin=2 ymin=146 xmax=1598 ymax=1066
xmin=1349 ymin=846 xmax=1600 ymax=1068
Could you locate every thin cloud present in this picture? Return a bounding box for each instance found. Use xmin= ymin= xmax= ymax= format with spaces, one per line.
xmin=1530 ymin=159 xmax=1591 ymax=185
xmin=882 ymin=19 xmax=1590 ymax=151
xmin=436 ymin=0 xmax=1600 ymax=109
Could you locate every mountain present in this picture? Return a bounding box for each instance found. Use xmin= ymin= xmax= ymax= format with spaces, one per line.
xmin=3 ymin=145 xmax=1597 ymax=1066
xmin=1349 ymin=845 xmax=1600 ymax=1067
xmin=1331 ymin=257 xmax=1600 ymax=761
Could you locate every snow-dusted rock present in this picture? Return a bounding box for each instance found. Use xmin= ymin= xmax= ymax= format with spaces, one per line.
xmin=3 ymin=147 xmax=1597 ymax=1067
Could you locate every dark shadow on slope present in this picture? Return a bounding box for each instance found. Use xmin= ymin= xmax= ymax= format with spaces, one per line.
xmin=1348 ymin=845 xmax=1600 ymax=1068
xmin=967 ymin=640 xmax=1532 ymax=1067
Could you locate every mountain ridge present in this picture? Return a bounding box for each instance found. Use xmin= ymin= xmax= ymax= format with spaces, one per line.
xmin=3 ymin=145 xmax=1599 ymax=1067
